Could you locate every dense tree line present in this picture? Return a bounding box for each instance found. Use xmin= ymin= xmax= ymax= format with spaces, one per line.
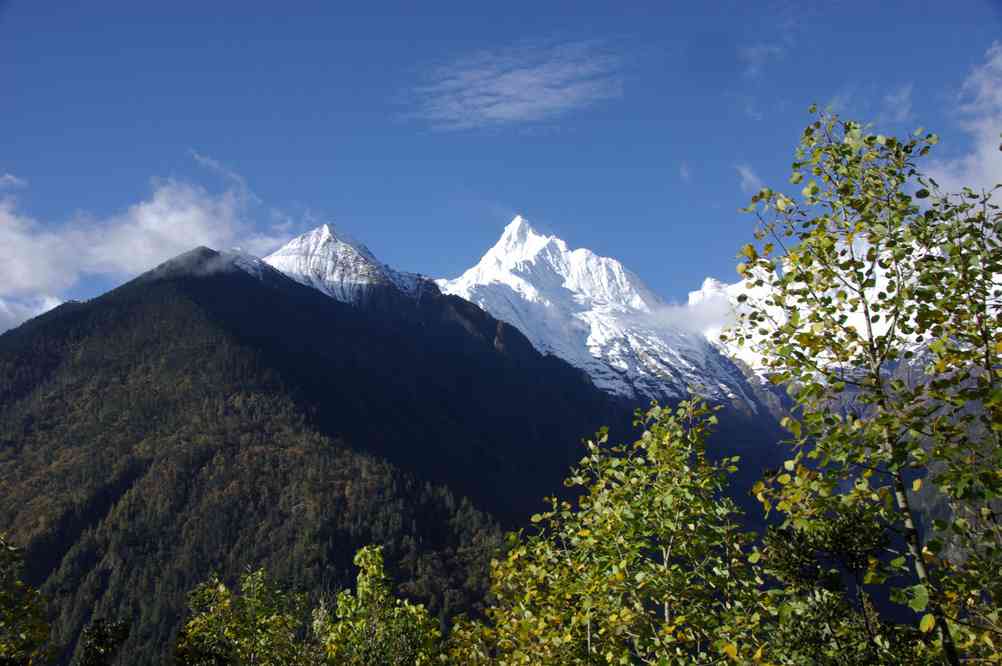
xmin=0 ymin=280 xmax=504 ymax=663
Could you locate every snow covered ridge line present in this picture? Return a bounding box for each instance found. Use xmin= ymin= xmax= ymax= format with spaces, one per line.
xmin=257 ymin=217 xmax=760 ymax=409
xmin=263 ymin=223 xmax=426 ymax=303
xmin=437 ymin=216 xmax=757 ymax=408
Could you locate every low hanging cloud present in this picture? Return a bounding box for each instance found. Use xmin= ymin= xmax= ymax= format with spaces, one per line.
xmin=645 ymin=284 xmax=737 ymax=336
xmin=407 ymin=39 xmax=623 ymax=131
xmin=928 ymin=41 xmax=1002 ymax=197
xmin=0 ymin=294 xmax=63 ymax=334
xmin=0 ymin=158 xmax=296 ymax=332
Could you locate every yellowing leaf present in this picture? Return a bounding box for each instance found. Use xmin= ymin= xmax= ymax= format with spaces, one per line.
xmin=723 ymin=642 xmax=738 ymax=660
xmin=912 ymin=478 xmax=922 ymax=492
xmin=920 ymin=613 xmax=936 ymax=633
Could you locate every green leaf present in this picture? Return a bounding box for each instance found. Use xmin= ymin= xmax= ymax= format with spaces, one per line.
xmin=909 ymin=584 xmax=929 ymax=612
xmin=919 ymin=613 xmax=936 ymax=633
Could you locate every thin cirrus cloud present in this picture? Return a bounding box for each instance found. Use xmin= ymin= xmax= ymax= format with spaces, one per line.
xmin=406 ymin=40 xmax=624 ymax=131
xmin=878 ymin=83 xmax=914 ymax=124
xmin=0 ymin=156 xmax=297 ymax=333
xmin=735 ymin=164 xmax=764 ymax=194
xmin=0 ymin=173 xmax=27 ymax=189
xmin=737 ymin=43 xmax=784 ymax=78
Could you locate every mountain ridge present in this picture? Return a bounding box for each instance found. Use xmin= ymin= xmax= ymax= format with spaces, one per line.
xmin=263 ymin=223 xmax=433 ymax=304
xmin=435 ymin=216 xmax=761 ymax=411
xmin=0 ymin=244 xmax=635 ymax=662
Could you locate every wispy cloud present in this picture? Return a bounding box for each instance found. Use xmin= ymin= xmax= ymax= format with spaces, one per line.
xmin=738 ymin=43 xmax=784 ymax=78
xmin=679 ymin=162 xmax=692 ymax=184
xmin=0 ymin=154 xmax=300 ymax=332
xmin=878 ymin=83 xmax=914 ymax=124
xmin=0 ymin=173 xmax=27 ymax=189
xmin=928 ymin=41 xmax=1002 ymax=197
xmin=407 ymin=40 xmax=623 ymax=131
xmin=741 ymin=96 xmax=764 ymax=121
xmin=190 ymin=150 xmax=261 ymax=205
xmin=825 ymin=86 xmax=858 ymax=116
xmin=735 ymin=164 xmax=764 ymax=194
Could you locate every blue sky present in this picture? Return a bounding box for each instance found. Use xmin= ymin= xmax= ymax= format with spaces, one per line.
xmin=2 ymin=1 xmax=1001 ymax=331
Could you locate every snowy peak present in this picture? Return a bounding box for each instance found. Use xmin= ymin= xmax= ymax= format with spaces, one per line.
xmin=264 ymin=223 xmax=425 ymax=303
xmin=438 ymin=217 xmax=758 ymax=409
xmin=445 ymin=216 xmax=659 ymax=313
xmin=486 ymin=215 xmax=555 ymax=264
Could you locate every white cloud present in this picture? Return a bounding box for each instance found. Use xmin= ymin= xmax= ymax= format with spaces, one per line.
xmin=738 ymin=43 xmax=783 ymax=78
xmin=0 ymin=158 xmax=297 ymax=332
xmin=407 ymin=40 xmax=623 ymax=131
xmin=735 ymin=164 xmax=764 ymax=194
xmin=0 ymin=173 xmax=27 ymax=189
xmin=648 ymin=285 xmax=735 ymax=336
xmin=928 ymin=41 xmax=1002 ymax=197
xmin=0 ymin=295 xmax=63 ymax=334
xmin=878 ymin=83 xmax=913 ymax=124
xmin=0 ymin=200 xmax=81 ymax=296
xmin=679 ymin=162 xmax=691 ymax=183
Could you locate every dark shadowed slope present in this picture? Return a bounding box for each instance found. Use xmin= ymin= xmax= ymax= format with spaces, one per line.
xmin=0 ymin=247 xmax=624 ymax=663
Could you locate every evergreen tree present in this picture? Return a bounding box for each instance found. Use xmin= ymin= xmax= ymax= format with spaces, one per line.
xmin=0 ymin=533 xmax=49 ymax=666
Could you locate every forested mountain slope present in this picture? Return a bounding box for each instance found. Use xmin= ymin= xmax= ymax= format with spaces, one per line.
xmin=0 ymin=247 xmax=785 ymax=662
xmin=0 ymin=248 xmax=618 ymax=662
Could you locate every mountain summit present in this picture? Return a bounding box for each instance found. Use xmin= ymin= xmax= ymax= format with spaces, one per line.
xmin=264 ymin=223 xmax=428 ymax=303
xmin=438 ymin=216 xmax=757 ymax=409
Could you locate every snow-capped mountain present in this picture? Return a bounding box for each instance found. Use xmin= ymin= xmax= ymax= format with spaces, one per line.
xmin=264 ymin=224 xmax=428 ymax=303
xmin=258 ymin=218 xmax=770 ymax=412
xmin=685 ymin=276 xmax=765 ymax=374
xmin=437 ymin=216 xmax=758 ymax=409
